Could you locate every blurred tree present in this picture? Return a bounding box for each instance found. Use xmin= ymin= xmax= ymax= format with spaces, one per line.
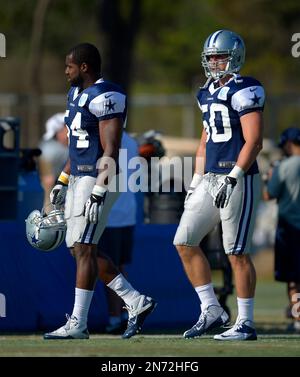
xmin=27 ymin=0 xmax=51 ymax=147
xmin=211 ymin=0 xmax=300 ymax=137
xmin=97 ymin=0 xmax=142 ymax=95
xmin=213 ymin=0 xmax=300 ymax=93
xmin=0 ymin=0 xmax=300 ymax=142
xmin=135 ymin=0 xmax=215 ymax=92
xmin=1 ymin=0 xmax=299 ymax=95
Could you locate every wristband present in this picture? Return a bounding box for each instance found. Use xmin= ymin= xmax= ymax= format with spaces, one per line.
xmin=92 ymin=184 xmax=107 ymax=196
xmin=190 ymin=173 xmax=202 ymax=189
xmin=228 ymin=165 xmax=244 ymax=179
xmin=58 ymin=171 xmax=70 ymax=185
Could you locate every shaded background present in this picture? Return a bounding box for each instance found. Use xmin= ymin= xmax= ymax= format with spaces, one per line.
xmin=0 ymin=0 xmax=300 ymax=147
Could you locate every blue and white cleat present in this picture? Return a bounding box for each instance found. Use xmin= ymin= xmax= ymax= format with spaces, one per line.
xmin=214 ymin=319 xmax=257 ymax=341
xmin=122 ymin=295 xmax=157 ymax=339
xmin=43 ymin=314 xmax=89 ymax=340
xmin=183 ymin=305 xmax=229 ymax=339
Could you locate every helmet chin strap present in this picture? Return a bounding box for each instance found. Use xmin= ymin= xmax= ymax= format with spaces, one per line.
xmin=219 ymin=58 xmax=232 ymax=78
xmin=224 ymin=60 xmax=230 ymax=73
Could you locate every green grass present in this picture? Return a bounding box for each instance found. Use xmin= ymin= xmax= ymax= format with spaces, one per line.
xmin=0 ymin=334 xmax=299 ymax=357
xmin=1 ymin=281 xmax=299 ymax=357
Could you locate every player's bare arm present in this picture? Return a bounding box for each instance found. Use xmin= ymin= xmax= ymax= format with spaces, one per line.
xmin=49 ymin=157 xmax=70 ymax=205
xmin=194 ymin=128 xmax=207 ymax=175
xmin=61 ymin=157 xmax=71 ymax=176
xmin=84 ymin=117 xmax=123 ymax=224
xmin=185 ymin=128 xmax=207 ymax=203
xmin=236 ymin=111 xmax=263 ymax=173
xmin=95 ymin=117 xmax=123 ymax=187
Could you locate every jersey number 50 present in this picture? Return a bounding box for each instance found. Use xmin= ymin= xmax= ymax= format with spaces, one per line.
xmin=202 ymin=103 xmax=232 ymax=143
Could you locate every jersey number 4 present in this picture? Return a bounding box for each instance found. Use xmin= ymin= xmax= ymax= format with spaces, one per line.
xmin=70 ymin=112 xmax=89 ymax=148
xmin=202 ymin=103 xmax=232 ymax=143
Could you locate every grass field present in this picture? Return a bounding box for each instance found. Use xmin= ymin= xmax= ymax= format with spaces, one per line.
xmin=0 ymin=334 xmax=299 ymax=357
xmin=1 ymin=280 xmax=300 ymax=357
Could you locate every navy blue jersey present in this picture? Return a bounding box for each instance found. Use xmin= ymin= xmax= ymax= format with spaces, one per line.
xmin=64 ymin=78 xmax=127 ymax=177
xmin=197 ymin=75 xmax=265 ymax=175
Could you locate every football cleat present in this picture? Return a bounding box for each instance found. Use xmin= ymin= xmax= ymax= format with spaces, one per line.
xmin=214 ymin=319 xmax=257 ymax=341
xmin=43 ymin=314 xmax=89 ymax=340
xmin=183 ymin=305 xmax=229 ymax=339
xmin=122 ymin=295 xmax=157 ymax=339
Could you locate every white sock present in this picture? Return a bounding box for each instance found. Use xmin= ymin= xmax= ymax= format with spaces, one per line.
xmin=71 ymin=288 xmax=94 ymax=327
xmin=195 ymin=283 xmax=220 ymax=311
xmin=237 ymin=297 xmax=254 ymax=323
xmin=107 ymin=274 xmax=140 ymax=307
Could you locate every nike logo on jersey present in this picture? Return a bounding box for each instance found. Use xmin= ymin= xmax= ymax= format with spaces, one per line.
xmin=104 ymin=94 xmax=113 ymax=99
xmin=249 ymin=87 xmax=257 ymax=92
xmin=70 ymin=103 xmax=75 ymax=107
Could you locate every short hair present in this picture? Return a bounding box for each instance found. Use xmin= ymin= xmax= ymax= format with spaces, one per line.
xmin=67 ymin=43 xmax=101 ymax=75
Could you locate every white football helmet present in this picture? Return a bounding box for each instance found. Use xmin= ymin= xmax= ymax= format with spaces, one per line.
xmin=201 ymin=29 xmax=245 ymax=79
xmin=25 ymin=205 xmax=66 ymax=251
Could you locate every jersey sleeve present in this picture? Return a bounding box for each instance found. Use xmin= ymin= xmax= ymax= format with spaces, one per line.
xmin=88 ymin=91 xmax=127 ymax=121
xmin=231 ymin=81 xmax=265 ymax=117
xmin=196 ymin=89 xmax=205 ymax=112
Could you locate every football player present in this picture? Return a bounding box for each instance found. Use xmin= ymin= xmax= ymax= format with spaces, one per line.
xmin=43 ymin=43 xmax=156 ymax=340
xmin=174 ymin=30 xmax=265 ymax=340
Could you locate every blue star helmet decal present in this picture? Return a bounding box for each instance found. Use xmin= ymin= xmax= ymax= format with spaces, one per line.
xmin=31 ymin=233 xmax=40 ymax=245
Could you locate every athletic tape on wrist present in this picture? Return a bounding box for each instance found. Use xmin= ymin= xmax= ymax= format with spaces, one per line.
xmin=92 ymin=184 xmax=107 ymax=196
xmin=228 ymin=165 xmax=244 ymax=179
xmin=190 ymin=173 xmax=203 ymax=189
xmin=58 ymin=171 xmax=69 ymax=185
